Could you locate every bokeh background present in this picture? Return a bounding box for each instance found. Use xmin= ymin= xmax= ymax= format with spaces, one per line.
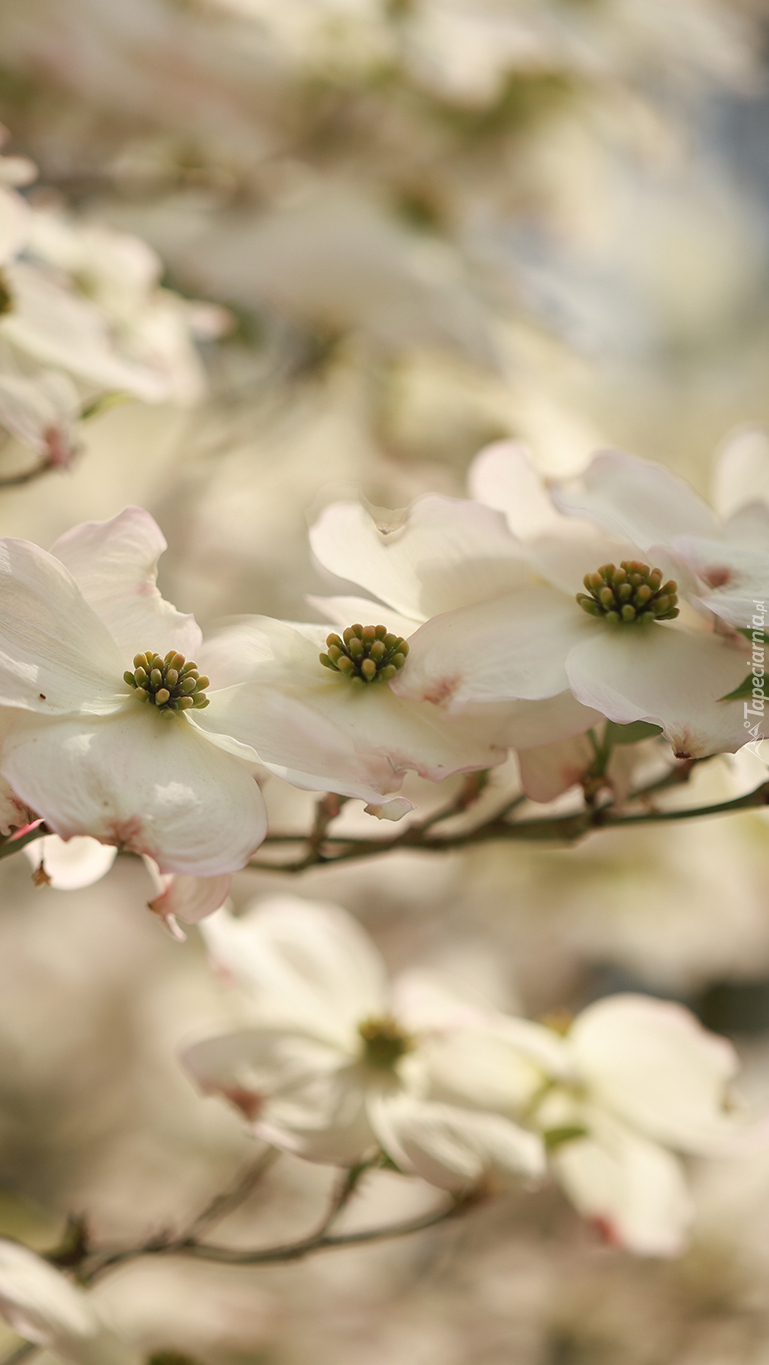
xmin=2 ymin=2 xmax=769 ymax=1361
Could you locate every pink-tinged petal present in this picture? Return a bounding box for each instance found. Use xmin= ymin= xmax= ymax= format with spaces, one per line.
xmin=182 ymin=1029 xmax=377 ymax=1164
xmin=0 ymin=1238 xmax=140 ymax=1365
xmin=200 ymin=899 xmax=391 ymax=1046
xmin=307 ymin=594 xmax=420 ymax=637
xmin=310 ymin=495 xmax=527 ymax=621
xmin=553 ymin=450 xmax=719 ymax=551
xmin=671 ymin=535 xmax=769 ymax=629
xmin=369 ymin=1092 xmax=545 ymax=1190
xmin=0 ymin=369 xmax=79 ymax=461
xmin=0 ymin=538 xmax=125 ymax=714
xmin=517 ymin=732 xmax=596 ymax=804
xmin=195 ymin=619 xmax=509 ymax=796
xmin=24 ymin=835 xmax=117 ymax=890
xmin=713 ymin=426 xmax=769 ymax=520
xmin=0 ymin=772 xmax=32 ymax=836
xmin=569 ymin=994 xmax=740 ymax=1154
xmin=564 ymin=625 xmax=752 ymax=759
xmin=468 ymin=439 xmax=566 ymax=539
xmin=392 ymin=589 xmax=589 ymax=708
xmin=146 ymin=864 xmax=231 ymax=925
xmin=552 ymin=1116 xmax=692 ymax=1257
xmin=503 ymin=692 xmax=602 ymax=752
xmin=52 ymin=507 xmax=202 ymax=663
xmin=0 ymin=708 xmax=267 ymax=876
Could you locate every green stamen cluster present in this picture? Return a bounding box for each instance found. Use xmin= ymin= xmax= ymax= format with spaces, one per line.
xmin=576 ymin=561 xmax=679 ymax=624
xmin=358 ymin=1016 xmax=414 ymax=1069
xmin=124 ymin=651 xmax=210 ymax=714
xmin=320 ymin=624 xmax=409 ymax=684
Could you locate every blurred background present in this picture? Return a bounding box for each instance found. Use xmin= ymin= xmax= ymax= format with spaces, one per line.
xmin=1 ymin=1 xmax=769 ymax=1361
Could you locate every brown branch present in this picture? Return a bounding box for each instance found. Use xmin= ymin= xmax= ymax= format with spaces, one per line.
xmin=248 ymin=774 xmax=769 ymax=873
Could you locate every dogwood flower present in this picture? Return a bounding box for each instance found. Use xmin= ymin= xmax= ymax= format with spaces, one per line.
xmin=306 ymin=491 xmax=603 ymax=761
xmin=431 ymin=994 xmax=745 ymax=1255
xmin=188 ymin=611 xmax=517 ymax=813
xmin=552 ymin=447 xmax=769 ymax=632
xmin=0 ymin=507 xmax=267 ymax=876
xmin=0 ymin=1238 xmax=140 ymax=1365
xmin=444 ymin=440 xmax=755 ymax=759
xmin=182 ymin=897 xmax=545 ymax=1190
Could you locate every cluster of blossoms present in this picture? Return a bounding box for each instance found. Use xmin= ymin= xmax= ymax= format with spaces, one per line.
xmin=0 ymin=438 xmax=767 ymax=922
xmin=0 ymin=897 xmax=750 ymax=1365
xmin=0 ymin=126 xmax=224 ymax=471
xmin=182 ymin=895 xmax=749 ymax=1258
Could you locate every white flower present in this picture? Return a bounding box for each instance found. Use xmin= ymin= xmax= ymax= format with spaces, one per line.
xmin=0 ymin=363 xmax=79 ymax=465
xmin=398 ymin=438 xmax=753 ymax=761
xmin=0 ymin=507 xmax=267 ymax=877
xmin=0 ymin=1239 xmax=139 ymax=1365
xmin=552 ymin=446 xmax=769 ymax=632
xmin=188 ymin=611 xmax=514 ymax=812
xmin=182 ymin=897 xmax=545 ymax=1190
xmin=306 ymin=489 xmax=602 ymax=757
xmin=432 ymin=994 xmax=745 ymax=1255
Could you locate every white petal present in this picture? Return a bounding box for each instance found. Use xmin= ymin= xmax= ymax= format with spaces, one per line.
xmin=392 ymin=589 xmax=589 ymax=708
xmin=569 ymin=994 xmax=740 ymax=1153
xmin=423 ymin=1024 xmax=563 ymax=1113
xmin=0 ymin=1239 xmax=139 ymax=1365
xmin=564 ymin=624 xmax=753 ymax=759
xmin=552 ymin=1116 xmax=692 ymax=1257
xmin=1 ymin=708 xmax=267 ymax=876
xmin=553 ymin=450 xmax=719 ymax=551
xmin=307 ymin=594 xmax=421 ymax=638
xmin=0 ymin=538 xmax=125 ymax=714
xmin=24 ymin=835 xmax=117 ymax=890
xmin=52 ymin=508 xmax=202 ymax=663
xmin=468 ymin=439 xmax=566 ymax=539
xmin=369 ymin=1092 xmax=545 ymax=1190
xmin=671 ymin=535 xmax=769 ymax=629
xmin=310 ymin=496 xmax=527 ymax=621
xmin=200 ymin=898 xmax=391 ymax=1047
xmin=713 ymin=426 xmax=769 ymax=519
xmin=182 ymin=1029 xmax=377 ymax=1164
xmin=145 ymin=864 xmax=231 ymax=924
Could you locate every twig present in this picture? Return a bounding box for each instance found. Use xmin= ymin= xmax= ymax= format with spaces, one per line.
xmin=0 ymin=1345 xmax=38 ymax=1364
xmin=247 ymin=776 xmax=769 ymax=872
xmin=182 ymin=1148 xmax=278 ymax=1240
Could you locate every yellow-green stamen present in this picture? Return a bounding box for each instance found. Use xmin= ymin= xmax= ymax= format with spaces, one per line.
xmin=320 ymin=624 xmax=409 ymax=684
xmin=124 ymin=651 xmax=210 ymax=715
xmin=358 ymin=1016 xmax=414 ymax=1069
xmin=576 ymin=561 xmax=679 ymax=624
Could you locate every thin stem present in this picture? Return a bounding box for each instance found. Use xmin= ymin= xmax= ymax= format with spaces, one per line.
xmin=248 ymin=776 xmax=769 ymax=873
xmin=0 ymin=1343 xmax=39 ymax=1364
xmin=183 ymin=1148 xmax=278 ymax=1240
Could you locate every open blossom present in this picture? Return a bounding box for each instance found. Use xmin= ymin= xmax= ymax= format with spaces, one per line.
xmin=397 ymin=438 xmax=754 ymax=761
xmin=0 ymin=1239 xmax=139 ymax=1365
xmin=430 ymin=993 xmax=746 ymax=1256
xmin=0 ymin=507 xmax=267 ymax=876
xmin=552 ymin=445 xmax=769 ymax=633
xmin=182 ymin=897 xmax=545 ymax=1190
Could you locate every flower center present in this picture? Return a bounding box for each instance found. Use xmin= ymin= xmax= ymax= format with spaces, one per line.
xmin=320 ymin=624 xmax=409 ymax=684
xmin=576 ymin=561 xmax=679 ymax=624
xmin=358 ymin=1016 xmax=414 ymax=1069
xmin=124 ymin=651 xmax=210 ymax=715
